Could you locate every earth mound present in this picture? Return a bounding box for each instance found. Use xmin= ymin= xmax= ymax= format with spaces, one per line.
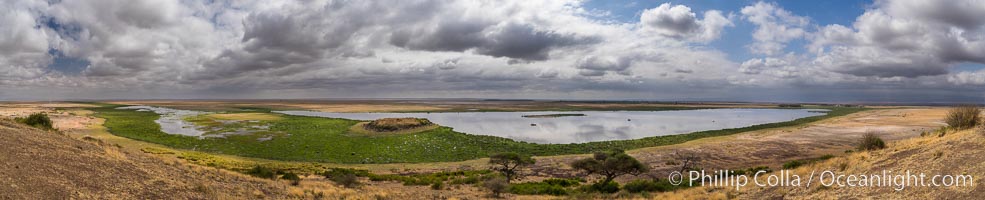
xmin=363 ymin=117 xmax=434 ymax=132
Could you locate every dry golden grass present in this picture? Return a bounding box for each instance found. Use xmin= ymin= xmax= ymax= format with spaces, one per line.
xmin=0 ymin=120 xmax=296 ymax=199
xmin=663 ymin=128 xmax=985 ymax=199
xmin=945 ymin=106 xmax=981 ymax=129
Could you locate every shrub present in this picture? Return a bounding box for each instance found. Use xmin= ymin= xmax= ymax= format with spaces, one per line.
xmin=246 ymin=166 xmax=277 ymax=179
xmin=483 ymin=177 xmax=509 ymax=198
xmin=581 ymin=181 xmax=620 ymax=193
xmin=17 ymin=113 xmax=53 ymax=130
xmin=622 ymin=179 xmax=683 ymax=193
xmin=945 ymin=106 xmax=981 ymax=130
xmin=509 ymin=183 xmax=568 ymax=196
xmin=782 ymin=160 xmax=804 ymax=169
xmin=857 ymin=132 xmax=886 ymax=151
xmin=430 ymin=182 xmax=444 ymax=190
xmin=322 ymin=168 xmax=367 ymax=188
xmin=542 ymin=178 xmax=582 ymax=187
xmin=322 ymin=168 xmax=370 ymax=178
xmin=731 ymin=166 xmax=771 ymax=176
xmin=330 ymin=174 xmax=360 ymax=188
xmin=507 ymin=178 xmax=581 ymax=196
xmin=281 ymin=172 xmax=301 ymax=186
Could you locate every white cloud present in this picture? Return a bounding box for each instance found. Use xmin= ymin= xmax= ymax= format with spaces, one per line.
xmin=809 ymin=0 xmax=985 ymax=78
xmin=741 ymin=2 xmax=809 ymax=55
xmin=0 ymin=0 xmax=52 ymax=85
xmin=640 ymin=3 xmax=733 ymax=42
xmin=948 ymin=69 xmax=985 ymax=85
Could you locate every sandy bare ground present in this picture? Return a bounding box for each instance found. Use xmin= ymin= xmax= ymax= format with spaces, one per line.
xmin=527 ymin=108 xmax=948 ymax=182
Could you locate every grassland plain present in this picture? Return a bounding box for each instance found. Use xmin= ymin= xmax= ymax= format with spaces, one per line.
xmin=90 ymin=103 xmax=867 ymax=164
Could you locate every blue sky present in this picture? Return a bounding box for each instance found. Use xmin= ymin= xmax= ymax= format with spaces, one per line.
xmin=585 ymin=0 xmax=871 ymax=61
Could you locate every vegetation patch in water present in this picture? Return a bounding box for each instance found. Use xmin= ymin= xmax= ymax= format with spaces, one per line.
xmin=521 ymin=113 xmax=586 ymax=118
xmin=364 ymin=118 xmax=433 ymax=132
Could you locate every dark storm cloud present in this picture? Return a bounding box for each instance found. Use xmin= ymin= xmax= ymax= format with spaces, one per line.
xmin=574 ymin=55 xmax=634 ymax=77
xmin=392 ymin=21 xmax=598 ymax=61
xmin=828 ymin=59 xmax=949 ymax=78
xmin=882 ymin=0 xmax=985 ymax=31
xmin=473 ymin=23 xmax=595 ymax=61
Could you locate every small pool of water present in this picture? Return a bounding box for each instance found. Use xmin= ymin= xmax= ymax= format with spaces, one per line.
xmin=275 ymin=109 xmax=827 ymax=144
xmin=117 ymin=106 xmax=208 ymax=137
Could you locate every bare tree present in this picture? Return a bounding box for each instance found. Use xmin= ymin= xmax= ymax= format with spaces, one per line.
xmin=671 ymin=150 xmax=701 ymax=173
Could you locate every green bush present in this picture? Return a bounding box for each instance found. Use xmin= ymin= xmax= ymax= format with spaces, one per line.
xmin=281 ymin=172 xmax=301 ymax=186
xmin=782 ymin=160 xmax=804 ymax=169
xmin=246 ymin=166 xmax=277 ymax=179
xmin=582 ymin=181 xmax=620 ymax=193
xmin=857 ymin=132 xmax=886 ymax=151
xmin=17 ymin=113 xmax=53 ymax=130
xmin=365 ymin=169 xmax=493 ymax=186
xmin=732 ymin=166 xmax=771 ymax=176
xmin=945 ymin=106 xmax=981 ymax=130
xmin=323 ymin=168 xmax=368 ymax=188
xmin=332 ymin=174 xmax=360 ymax=188
xmin=622 ymin=179 xmax=683 ymax=193
xmin=430 ymin=182 xmax=444 ymax=190
xmin=508 ymin=178 xmax=581 ymax=196
xmin=542 ymin=178 xmax=582 ymax=187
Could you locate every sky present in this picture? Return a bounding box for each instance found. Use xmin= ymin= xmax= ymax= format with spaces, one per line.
xmin=2 ymin=0 xmax=985 ymax=103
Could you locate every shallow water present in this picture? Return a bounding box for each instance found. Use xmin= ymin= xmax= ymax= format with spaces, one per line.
xmin=117 ymin=106 xmax=208 ymax=137
xmin=275 ymin=109 xmax=827 ymax=144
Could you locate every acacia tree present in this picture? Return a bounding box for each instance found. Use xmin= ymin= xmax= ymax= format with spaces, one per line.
xmin=570 ymin=149 xmax=649 ymax=185
xmin=489 ymin=152 xmax=535 ymax=183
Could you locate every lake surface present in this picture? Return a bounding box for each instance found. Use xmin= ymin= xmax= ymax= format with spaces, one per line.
xmin=275 ymin=109 xmax=827 ymax=144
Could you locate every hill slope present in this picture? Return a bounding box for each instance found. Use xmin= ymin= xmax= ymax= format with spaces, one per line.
xmin=0 ymin=120 xmax=290 ymax=199
xmin=659 ymin=127 xmax=984 ymax=199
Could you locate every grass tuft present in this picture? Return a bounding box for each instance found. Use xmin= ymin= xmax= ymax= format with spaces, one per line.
xmin=857 ymin=132 xmax=886 ymax=151
xmin=945 ymin=106 xmax=981 ymax=130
